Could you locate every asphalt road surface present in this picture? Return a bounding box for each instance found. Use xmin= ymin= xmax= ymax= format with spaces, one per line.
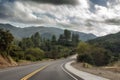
xmin=0 ymin=58 xmax=82 ymax=80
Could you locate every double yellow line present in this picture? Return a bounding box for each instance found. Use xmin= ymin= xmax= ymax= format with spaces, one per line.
xmin=21 ymin=65 xmax=48 ymax=80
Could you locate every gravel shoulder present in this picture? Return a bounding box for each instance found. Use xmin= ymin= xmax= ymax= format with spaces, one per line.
xmin=71 ymin=62 xmax=120 ymax=80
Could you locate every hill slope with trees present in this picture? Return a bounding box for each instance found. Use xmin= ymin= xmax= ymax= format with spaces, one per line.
xmin=76 ymin=32 xmax=120 ymax=67
xmin=88 ymin=32 xmax=120 ymax=56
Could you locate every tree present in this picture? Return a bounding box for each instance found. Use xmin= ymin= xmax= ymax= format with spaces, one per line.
xmin=77 ymin=42 xmax=90 ymax=55
xmin=77 ymin=53 xmax=94 ymax=65
xmin=72 ymin=33 xmax=79 ymax=46
xmin=51 ymin=35 xmax=57 ymax=45
xmin=64 ymin=29 xmax=71 ymax=41
xmin=19 ymin=38 xmax=34 ymax=50
xmin=58 ymin=30 xmax=72 ymax=46
xmin=9 ymin=45 xmax=25 ymax=61
xmin=0 ymin=29 xmax=14 ymax=55
xmin=77 ymin=42 xmax=113 ymax=66
xmin=49 ymin=46 xmax=59 ymax=59
xmin=91 ymin=47 xmax=112 ymax=66
xmin=58 ymin=34 xmax=65 ymax=45
xmin=41 ymin=39 xmax=51 ymax=52
xmin=31 ymin=32 xmax=41 ymax=48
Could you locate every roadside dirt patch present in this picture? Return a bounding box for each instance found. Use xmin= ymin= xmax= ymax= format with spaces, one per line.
xmin=0 ymin=55 xmax=17 ymax=68
xmin=72 ymin=62 xmax=120 ymax=80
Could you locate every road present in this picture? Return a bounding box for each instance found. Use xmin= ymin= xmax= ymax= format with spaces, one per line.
xmin=0 ymin=58 xmax=82 ymax=80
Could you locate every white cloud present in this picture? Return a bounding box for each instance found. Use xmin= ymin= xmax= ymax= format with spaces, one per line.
xmin=0 ymin=0 xmax=120 ymax=36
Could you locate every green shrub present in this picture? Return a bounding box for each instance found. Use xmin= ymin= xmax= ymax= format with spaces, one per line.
xmin=77 ymin=42 xmax=113 ymax=66
xmin=25 ymin=48 xmax=44 ymax=61
xmin=26 ymin=54 xmax=35 ymax=61
xmin=77 ymin=54 xmax=94 ymax=65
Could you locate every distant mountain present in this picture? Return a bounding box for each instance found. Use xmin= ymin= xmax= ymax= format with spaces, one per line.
xmin=88 ymin=32 xmax=120 ymax=43
xmin=0 ymin=23 xmax=97 ymax=41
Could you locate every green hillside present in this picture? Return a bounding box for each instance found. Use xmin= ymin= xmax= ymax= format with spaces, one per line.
xmin=88 ymin=32 xmax=120 ymax=58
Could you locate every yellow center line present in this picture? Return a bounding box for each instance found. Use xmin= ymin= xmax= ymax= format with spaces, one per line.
xmin=21 ymin=65 xmax=49 ymax=80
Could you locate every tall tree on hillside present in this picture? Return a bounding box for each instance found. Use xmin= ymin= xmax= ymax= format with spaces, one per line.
xmin=58 ymin=30 xmax=72 ymax=46
xmin=58 ymin=34 xmax=65 ymax=45
xmin=64 ymin=29 xmax=71 ymax=41
xmin=19 ymin=38 xmax=34 ymax=50
xmin=0 ymin=29 xmax=14 ymax=55
xmin=51 ymin=35 xmax=57 ymax=45
xmin=41 ymin=39 xmax=51 ymax=51
xmin=31 ymin=32 xmax=41 ymax=48
xmin=72 ymin=33 xmax=79 ymax=46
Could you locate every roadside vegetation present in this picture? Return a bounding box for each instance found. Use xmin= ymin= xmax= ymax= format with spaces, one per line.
xmin=75 ymin=38 xmax=120 ymax=80
xmin=0 ymin=29 xmax=79 ymax=62
xmin=0 ymin=28 xmax=119 ymax=67
xmin=77 ymin=42 xmax=113 ymax=66
xmin=77 ymin=33 xmax=120 ymax=66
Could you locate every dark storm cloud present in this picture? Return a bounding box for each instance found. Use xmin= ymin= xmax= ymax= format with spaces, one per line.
xmin=90 ymin=0 xmax=108 ymax=6
xmin=0 ymin=0 xmax=79 ymax=5
xmin=0 ymin=0 xmax=16 ymax=19
xmin=0 ymin=3 xmax=14 ymax=19
xmin=0 ymin=0 xmax=15 ymax=3
xmin=0 ymin=0 xmax=79 ymax=19
xmin=0 ymin=5 xmax=6 ymax=18
xmin=105 ymin=19 xmax=120 ymax=25
xmin=25 ymin=0 xmax=79 ymax=5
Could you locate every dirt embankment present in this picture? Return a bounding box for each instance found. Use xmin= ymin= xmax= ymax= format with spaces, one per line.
xmin=72 ymin=62 xmax=120 ymax=80
xmin=0 ymin=55 xmax=54 ymax=68
xmin=0 ymin=55 xmax=17 ymax=68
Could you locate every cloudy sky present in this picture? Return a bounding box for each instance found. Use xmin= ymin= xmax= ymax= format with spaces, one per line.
xmin=0 ymin=0 xmax=120 ymax=36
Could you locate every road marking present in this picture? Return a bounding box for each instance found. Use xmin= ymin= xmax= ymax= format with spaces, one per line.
xmin=21 ymin=65 xmax=48 ymax=80
xmin=61 ymin=63 xmax=78 ymax=80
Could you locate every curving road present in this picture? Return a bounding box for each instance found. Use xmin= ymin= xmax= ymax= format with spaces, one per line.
xmin=0 ymin=58 xmax=82 ymax=80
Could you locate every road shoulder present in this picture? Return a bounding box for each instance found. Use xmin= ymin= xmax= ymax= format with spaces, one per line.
xmin=65 ymin=60 xmax=110 ymax=80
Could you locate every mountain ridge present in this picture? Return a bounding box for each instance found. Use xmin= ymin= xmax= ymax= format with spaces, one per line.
xmin=0 ymin=23 xmax=97 ymax=41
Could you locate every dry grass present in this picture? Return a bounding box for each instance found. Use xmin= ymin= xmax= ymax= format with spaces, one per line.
xmin=17 ymin=60 xmax=32 ymax=66
xmin=72 ymin=62 xmax=120 ymax=80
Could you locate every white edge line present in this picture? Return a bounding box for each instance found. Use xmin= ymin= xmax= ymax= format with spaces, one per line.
xmin=61 ymin=63 xmax=78 ymax=80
